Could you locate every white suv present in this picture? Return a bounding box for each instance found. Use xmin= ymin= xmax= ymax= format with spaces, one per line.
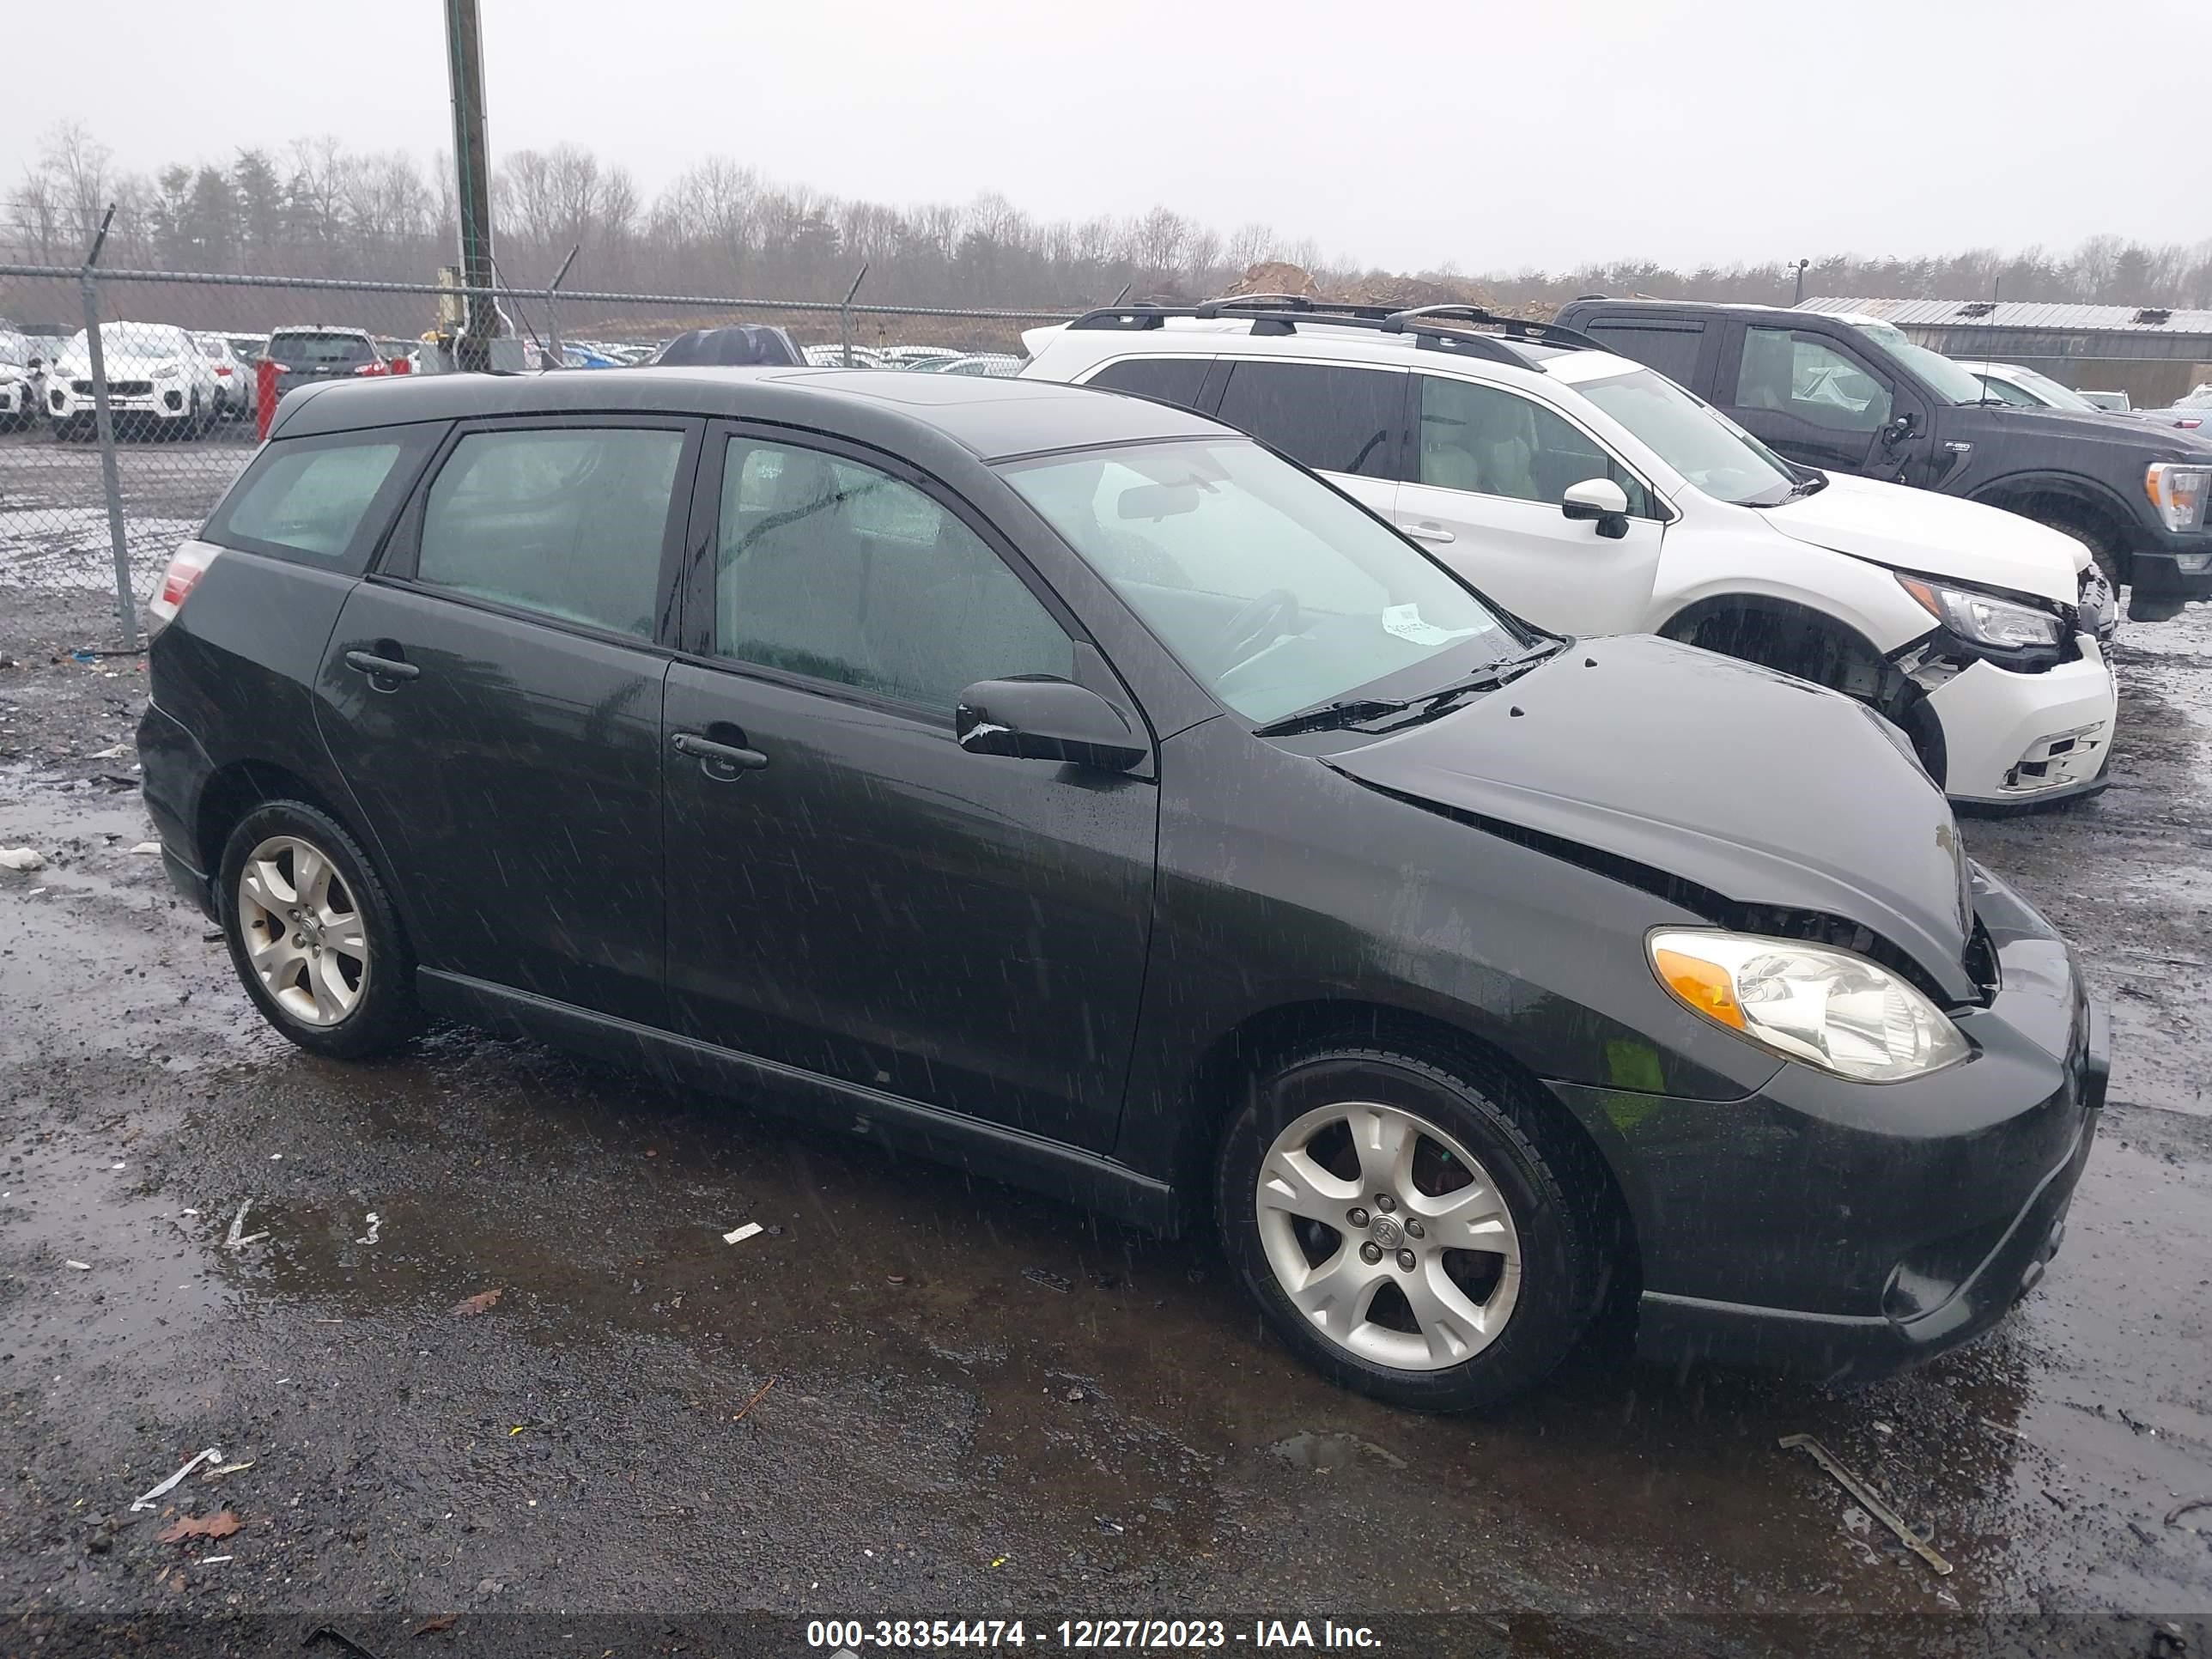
xmin=46 ymin=322 xmax=222 ymax=438
xmin=1022 ymin=301 xmax=2118 ymax=809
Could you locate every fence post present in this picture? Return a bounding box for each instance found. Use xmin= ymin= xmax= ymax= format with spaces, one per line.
xmin=76 ymin=205 xmax=137 ymax=651
xmin=840 ymin=264 xmax=869 ymax=367
xmin=544 ymin=243 xmax=579 ymax=368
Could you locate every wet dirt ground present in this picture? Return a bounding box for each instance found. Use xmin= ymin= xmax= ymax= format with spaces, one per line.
xmin=2 ymin=577 xmax=2209 ymax=1656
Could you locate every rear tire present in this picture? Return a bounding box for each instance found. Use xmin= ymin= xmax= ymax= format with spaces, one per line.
xmin=217 ymin=800 xmax=420 ymax=1060
xmin=1215 ymin=1043 xmax=1611 ymax=1412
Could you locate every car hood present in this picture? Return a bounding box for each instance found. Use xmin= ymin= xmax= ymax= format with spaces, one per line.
xmin=1759 ymin=472 xmax=2083 ymax=605
xmin=1322 ymin=635 xmax=1979 ymax=1001
xmin=52 ymin=354 xmax=179 ymax=380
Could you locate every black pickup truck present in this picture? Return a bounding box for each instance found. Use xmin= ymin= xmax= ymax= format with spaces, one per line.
xmin=1554 ymin=298 xmax=2212 ymax=621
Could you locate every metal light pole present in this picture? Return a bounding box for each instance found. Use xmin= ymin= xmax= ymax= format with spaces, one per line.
xmin=78 ymin=205 xmax=136 ymax=649
xmin=445 ymin=0 xmax=497 ymax=371
xmin=1791 ymin=258 xmax=1811 ymax=307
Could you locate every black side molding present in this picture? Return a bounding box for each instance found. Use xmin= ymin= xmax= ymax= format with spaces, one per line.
xmin=415 ymin=970 xmax=1181 ymax=1235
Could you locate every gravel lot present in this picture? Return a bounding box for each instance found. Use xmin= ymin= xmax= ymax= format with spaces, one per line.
xmin=2 ymin=505 xmax=2209 ymax=1655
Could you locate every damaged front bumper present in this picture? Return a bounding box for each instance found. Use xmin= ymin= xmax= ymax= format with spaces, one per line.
xmin=1896 ymin=630 xmax=2118 ymax=809
xmin=1553 ymin=865 xmax=2107 ymax=1385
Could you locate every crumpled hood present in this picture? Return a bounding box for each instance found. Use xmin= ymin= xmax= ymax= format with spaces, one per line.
xmin=1323 ymin=635 xmax=1980 ymax=1001
xmin=1760 ymin=472 xmax=2084 ymax=605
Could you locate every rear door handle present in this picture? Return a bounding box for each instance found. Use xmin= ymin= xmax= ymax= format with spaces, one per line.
xmin=671 ymin=731 xmax=769 ymax=775
xmin=1404 ymin=522 xmax=1455 ymax=544
xmin=343 ymin=648 xmax=419 ymax=684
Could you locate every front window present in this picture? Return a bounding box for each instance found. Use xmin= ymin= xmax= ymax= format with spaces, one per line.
xmin=1000 ymin=438 xmax=1520 ymax=724
xmin=1575 ymin=368 xmax=1799 ymax=506
xmin=1838 ymin=318 xmax=1989 ymax=405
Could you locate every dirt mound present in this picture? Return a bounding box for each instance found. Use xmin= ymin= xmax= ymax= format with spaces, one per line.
xmin=1218 ymin=262 xmax=1556 ymax=322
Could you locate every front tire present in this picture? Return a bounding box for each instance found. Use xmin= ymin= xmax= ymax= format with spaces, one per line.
xmin=1215 ymin=1044 xmax=1611 ymax=1411
xmin=218 ymin=800 xmax=420 ymax=1060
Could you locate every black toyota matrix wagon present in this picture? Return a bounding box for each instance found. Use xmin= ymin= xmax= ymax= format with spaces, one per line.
xmin=137 ymin=368 xmax=2107 ymax=1410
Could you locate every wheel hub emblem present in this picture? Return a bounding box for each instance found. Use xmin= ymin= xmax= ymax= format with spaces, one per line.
xmin=1370 ymin=1214 xmax=1404 ymax=1249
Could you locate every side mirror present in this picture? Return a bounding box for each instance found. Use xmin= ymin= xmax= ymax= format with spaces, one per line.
xmin=1880 ymin=411 xmax=1917 ymax=447
xmin=956 ymin=677 xmax=1147 ymax=772
xmin=1560 ymin=477 xmax=1632 ymax=540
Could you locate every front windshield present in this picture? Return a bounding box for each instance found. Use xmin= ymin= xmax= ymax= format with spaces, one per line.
xmin=1000 ymin=438 xmax=1521 ymax=724
xmin=1841 ymin=319 xmax=1988 ymax=405
xmin=1574 ymin=367 xmax=1798 ymax=506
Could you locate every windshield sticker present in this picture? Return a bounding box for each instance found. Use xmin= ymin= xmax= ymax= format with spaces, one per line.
xmin=1382 ymin=604 xmax=1478 ymax=647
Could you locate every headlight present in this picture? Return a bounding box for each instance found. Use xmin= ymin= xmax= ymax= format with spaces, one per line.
xmin=1897 ymin=574 xmax=2064 ymax=651
xmin=2146 ymin=462 xmax=2209 ymax=534
xmin=1648 ymin=929 xmax=1969 ymax=1082
xmin=155 ymin=359 xmax=185 ymax=378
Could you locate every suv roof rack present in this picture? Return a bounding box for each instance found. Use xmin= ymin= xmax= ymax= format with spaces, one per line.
xmin=1063 ymin=300 xmax=1602 ymax=365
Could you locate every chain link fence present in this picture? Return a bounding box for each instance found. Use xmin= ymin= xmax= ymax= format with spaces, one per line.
xmin=1 ymin=260 xmax=1078 ymax=644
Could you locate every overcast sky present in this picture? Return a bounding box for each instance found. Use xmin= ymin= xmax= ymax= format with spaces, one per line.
xmin=10 ymin=0 xmax=2203 ymax=272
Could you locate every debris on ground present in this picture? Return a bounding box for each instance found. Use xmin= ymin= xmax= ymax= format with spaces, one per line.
xmin=88 ymin=744 xmax=127 ymax=759
xmin=64 ymin=1259 xmax=91 ymax=1271
xmin=451 ymin=1287 xmax=502 ymax=1317
xmin=722 ymin=1222 xmax=763 ymax=1245
xmin=129 ymin=841 xmax=158 ymax=854
xmin=131 ymin=1447 xmax=224 ymax=1511
xmin=156 ymin=1510 xmax=241 ymax=1545
xmin=1023 ymin=1267 xmax=1073 ymax=1294
xmin=201 ymin=1460 xmax=254 ymax=1481
xmin=0 ymin=847 xmax=45 ymax=872
xmin=303 ymin=1624 xmax=388 ymax=1658
xmin=224 ymin=1200 xmax=267 ymax=1249
xmin=1779 ymin=1433 xmax=1953 ymax=1576
xmin=2166 ymin=1497 xmax=2212 ymax=1528
xmin=356 ymin=1212 xmax=381 ymax=1245
xmin=413 ymin=1613 xmax=459 ymax=1636
xmin=731 ymin=1376 xmax=779 ymax=1424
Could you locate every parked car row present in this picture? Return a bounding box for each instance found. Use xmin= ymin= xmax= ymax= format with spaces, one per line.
xmin=138 ymin=362 xmax=2109 ymax=1415
xmin=8 ymin=320 xmax=422 ymax=440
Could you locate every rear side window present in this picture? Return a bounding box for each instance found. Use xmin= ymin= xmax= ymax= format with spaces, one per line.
xmin=1085 ymin=356 xmax=1211 ymax=408
xmin=415 ymin=426 xmax=686 ymax=639
xmin=1213 ymin=362 xmax=1400 ymax=479
xmin=1584 ymin=321 xmax=1704 ymax=386
xmin=202 ymin=428 xmax=430 ymax=570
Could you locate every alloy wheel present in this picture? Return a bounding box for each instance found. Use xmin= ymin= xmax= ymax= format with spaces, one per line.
xmin=1255 ymin=1099 xmax=1522 ymax=1370
xmin=234 ymin=834 xmax=369 ymax=1026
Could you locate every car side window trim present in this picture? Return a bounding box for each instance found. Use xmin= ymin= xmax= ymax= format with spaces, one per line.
xmin=1404 ymin=373 xmax=1672 ymax=522
xmin=374 ymin=412 xmax=704 ymax=653
xmin=674 ymin=419 xmax=1093 ymax=720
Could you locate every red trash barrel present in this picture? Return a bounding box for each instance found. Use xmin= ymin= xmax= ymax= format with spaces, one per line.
xmin=255 ymin=359 xmax=280 ymax=441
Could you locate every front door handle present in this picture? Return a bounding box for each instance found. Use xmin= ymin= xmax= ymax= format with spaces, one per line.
xmin=671 ymin=730 xmax=769 ymax=775
xmin=1404 ymin=522 xmax=1455 ymax=544
xmin=343 ymin=648 xmax=420 ymax=685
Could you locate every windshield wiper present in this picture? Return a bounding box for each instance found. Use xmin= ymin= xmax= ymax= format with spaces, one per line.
xmin=1251 ymin=696 xmax=1414 ymax=738
xmin=1252 ymin=641 xmax=1565 ymax=738
xmin=1417 ymin=641 xmax=1565 ymax=706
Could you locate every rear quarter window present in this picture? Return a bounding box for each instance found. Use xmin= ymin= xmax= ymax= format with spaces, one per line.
xmin=1085 ymin=356 xmax=1212 ymax=408
xmin=201 ymin=424 xmax=441 ymax=573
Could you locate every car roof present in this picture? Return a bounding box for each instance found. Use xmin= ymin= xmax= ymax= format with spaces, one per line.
xmin=1031 ymin=316 xmax=1641 ymax=393
xmin=270 ymin=365 xmax=1226 ymax=461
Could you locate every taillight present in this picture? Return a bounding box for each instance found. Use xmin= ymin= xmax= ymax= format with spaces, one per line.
xmin=148 ymin=544 xmax=218 ymax=635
